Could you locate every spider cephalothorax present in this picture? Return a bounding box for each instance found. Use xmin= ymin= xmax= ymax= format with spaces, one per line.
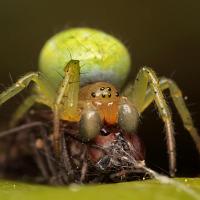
xmin=79 ymin=82 xmax=139 ymax=141
xmin=0 ymin=27 xmax=200 ymax=184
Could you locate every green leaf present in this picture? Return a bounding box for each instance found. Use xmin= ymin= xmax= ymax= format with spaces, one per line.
xmin=0 ymin=178 xmax=200 ymax=200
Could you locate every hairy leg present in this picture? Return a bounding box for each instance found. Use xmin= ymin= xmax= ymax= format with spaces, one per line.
xmin=125 ymin=67 xmax=176 ymax=176
xmin=141 ymin=77 xmax=200 ymax=154
xmin=0 ymin=72 xmax=55 ymax=107
xmin=53 ymin=60 xmax=80 ymax=158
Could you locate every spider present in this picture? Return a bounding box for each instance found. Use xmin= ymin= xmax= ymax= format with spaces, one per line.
xmin=0 ymin=27 xmax=200 ymax=183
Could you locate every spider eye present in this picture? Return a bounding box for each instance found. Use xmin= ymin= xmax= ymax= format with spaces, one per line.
xmin=107 ymin=87 xmax=111 ymax=91
xmin=91 ymin=92 xmax=96 ymax=97
xmin=116 ymin=92 xmax=119 ymax=97
xmin=100 ymin=87 xmax=105 ymax=91
xmin=102 ymin=94 xmax=106 ymax=98
xmin=108 ymin=94 xmax=111 ymax=98
xmin=118 ymin=99 xmax=139 ymax=133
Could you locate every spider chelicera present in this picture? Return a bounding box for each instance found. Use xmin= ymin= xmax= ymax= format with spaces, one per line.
xmin=0 ymin=27 xmax=200 ymax=183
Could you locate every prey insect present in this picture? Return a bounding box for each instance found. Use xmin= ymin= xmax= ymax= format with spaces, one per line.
xmin=0 ymin=27 xmax=200 ymax=184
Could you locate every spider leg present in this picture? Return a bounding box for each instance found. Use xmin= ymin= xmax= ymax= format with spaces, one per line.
xmin=0 ymin=72 xmax=56 ymax=129
xmin=38 ymin=127 xmax=65 ymax=185
xmin=61 ymin=133 xmax=74 ymax=183
xmin=9 ymin=95 xmax=37 ymax=127
xmin=80 ymin=146 xmax=88 ymax=183
xmin=0 ymin=72 xmax=55 ymax=107
xmin=53 ymin=60 xmax=80 ymax=158
xmin=141 ymin=77 xmax=200 ymax=154
xmin=41 ymin=129 xmax=57 ymax=178
xmin=125 ymin=67 xmax=176 ymax=176
xmin=32 ymin=135 xmax=50 ymax=182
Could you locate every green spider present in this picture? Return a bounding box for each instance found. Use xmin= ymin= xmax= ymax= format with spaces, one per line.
xmin=0 ymin=27 xmax=200 ymax=178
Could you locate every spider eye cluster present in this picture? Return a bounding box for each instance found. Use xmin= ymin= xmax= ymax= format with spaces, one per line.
xmin=90 ymin=87 xmax=119 ymax=98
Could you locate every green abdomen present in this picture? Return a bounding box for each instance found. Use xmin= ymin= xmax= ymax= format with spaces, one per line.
xmin=39 ymin=27 xmax=131 ymax=89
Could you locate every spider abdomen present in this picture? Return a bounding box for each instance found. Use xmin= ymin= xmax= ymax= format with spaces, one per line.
xmin=39 ymin=28 xmax=131 ymax=89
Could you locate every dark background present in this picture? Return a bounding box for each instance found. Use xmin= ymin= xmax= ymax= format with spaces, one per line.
xmin=0 ymin=0 xmax=200 ymax=176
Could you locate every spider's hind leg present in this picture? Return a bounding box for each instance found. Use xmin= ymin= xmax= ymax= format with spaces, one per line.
xmin=142 ymin=77 xmax=200 ymax=155
xmin=124 ymin=67 xmax=176 ymax=176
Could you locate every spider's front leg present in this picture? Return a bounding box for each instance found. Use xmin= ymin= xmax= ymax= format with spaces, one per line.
xmin=53 ymin=59 xmax=102 ymax=154
xmin=124 ymin=67 xmax=176 ymax=176
xmin=0 ymin=72 xmax=56 ymax=128
xmin=0 ymin=72 xmax=55 ymax=106
xmin=53 ymin=60 xmax=82 ymax=158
